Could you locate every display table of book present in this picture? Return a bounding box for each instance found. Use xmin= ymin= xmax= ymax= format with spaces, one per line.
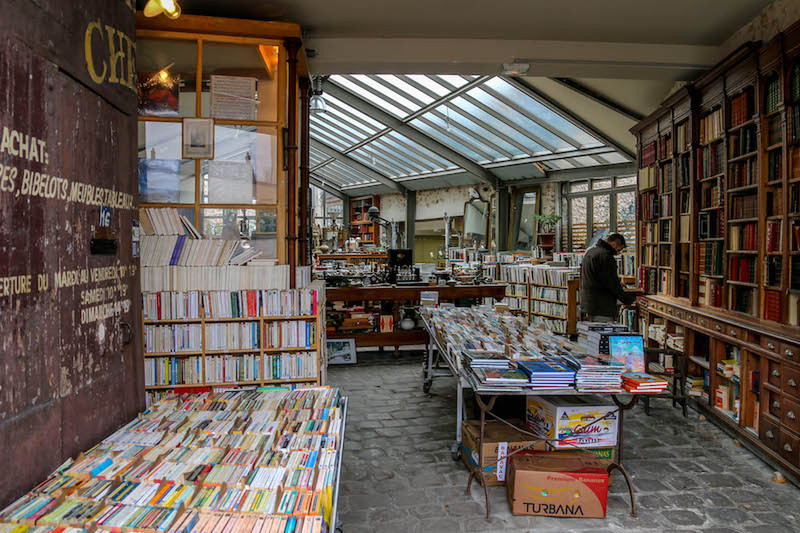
xmin=0 ymin=387 xmax=347 ymax=533
xmin=421 ymin=306 xmax=669 ymax=520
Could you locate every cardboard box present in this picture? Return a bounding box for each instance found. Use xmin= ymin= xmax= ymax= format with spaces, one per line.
xmin=526 ymin=396 xmax=619 ymax=449
xmin=506 ymin=451 xmax=609 ymax=518
xmin=461 ymin=420 xmax=546 ymax=486
xmin=546 ymin=443 xmax=616 ymax=462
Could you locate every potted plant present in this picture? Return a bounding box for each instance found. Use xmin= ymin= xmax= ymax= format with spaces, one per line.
xmin=535 ymin=213 xmax=562 ymax=234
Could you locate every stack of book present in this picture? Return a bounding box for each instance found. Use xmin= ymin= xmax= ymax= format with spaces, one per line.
xmin=516 ymin=360 xmax=575 ymax=390
xmin=563 ymin=355 xmax=625 ymax=392
xmin=576 ymin=322 xmax=630 ymax=354
xmin=622 ymin=373 xmax=669 ymax=393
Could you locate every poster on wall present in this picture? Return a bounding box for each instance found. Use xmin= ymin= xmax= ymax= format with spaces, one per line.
xmin=138 ymin=159 xmax=181 ymax=203
xmin=207 ymin=160 xmax=255 ymax=204
xmin=138 ymin=71 xmax=180 ymax=117
xmin=211 ymin=75 xmax=258 ymax=120
xmin=327 ymin=339 xmax=357 ymax=365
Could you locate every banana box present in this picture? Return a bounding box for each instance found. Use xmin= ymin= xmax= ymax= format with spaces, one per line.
xmin=526 ymin=396 xmax=618 ymax=449
xmin=506 ymin=451 xmax=609 ymax=518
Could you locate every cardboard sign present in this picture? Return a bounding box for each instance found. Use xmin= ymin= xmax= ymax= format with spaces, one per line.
xmin=506 ymin=451 xmax=609 ymax=518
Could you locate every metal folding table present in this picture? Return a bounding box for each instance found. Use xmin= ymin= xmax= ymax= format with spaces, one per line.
xmin=421 ymin=316 xmax=644 ymax=521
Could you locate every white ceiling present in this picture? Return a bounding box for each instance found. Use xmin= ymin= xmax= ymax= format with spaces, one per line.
xmin=155 ymin=0 xmax=770 ymax=44
xmin=148 ymin=0 xmax=774 ymax=79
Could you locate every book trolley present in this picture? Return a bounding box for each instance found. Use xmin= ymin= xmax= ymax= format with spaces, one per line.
xmin=0 ymin=387 xmax=348 ymax=533
xmin=420 ymin=308 xmax=669 ymax=521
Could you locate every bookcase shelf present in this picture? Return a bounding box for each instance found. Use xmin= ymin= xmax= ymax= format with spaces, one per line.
xmin=141 ymin=285 xmax=326 ymax=393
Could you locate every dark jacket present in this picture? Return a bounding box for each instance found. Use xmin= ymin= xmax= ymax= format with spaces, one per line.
xmin=580 ymin=240 xmax=636 ymax=318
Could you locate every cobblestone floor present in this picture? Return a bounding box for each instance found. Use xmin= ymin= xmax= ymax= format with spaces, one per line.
xmin=329 ymin=352 xmax=800 ymax=533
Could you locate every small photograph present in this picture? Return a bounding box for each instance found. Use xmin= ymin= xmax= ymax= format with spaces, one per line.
xmin=182 ymin=118 xmax=214 ymax=159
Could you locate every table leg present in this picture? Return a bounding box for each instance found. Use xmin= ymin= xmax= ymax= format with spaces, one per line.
xmin=423 ymin=341 xmax=434 ymax=393
xmin=465 ymin=394 xmax=497 ymax=521
xmin=452 ymin=379 xmax=464 ymax=461
xmin=611 ymin=395 xmax=640 ymax=465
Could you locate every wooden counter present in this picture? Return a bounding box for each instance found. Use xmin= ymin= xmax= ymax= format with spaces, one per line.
xmin=326 ymin=284 xmax=506 ymax=349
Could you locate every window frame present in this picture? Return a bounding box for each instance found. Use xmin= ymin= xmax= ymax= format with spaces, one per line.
xmin=561 ymin=176 xmax=636 ymax=252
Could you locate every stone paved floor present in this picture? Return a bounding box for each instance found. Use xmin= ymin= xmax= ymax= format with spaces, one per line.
xmin=329 ymin=352 xmax=800 ymax=533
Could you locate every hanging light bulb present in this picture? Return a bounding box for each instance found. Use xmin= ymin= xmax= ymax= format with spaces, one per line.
xmin=143 ymin=0 xmax=182 ymax=19
xmin=310 ymin=76 xmax=327 ymax=115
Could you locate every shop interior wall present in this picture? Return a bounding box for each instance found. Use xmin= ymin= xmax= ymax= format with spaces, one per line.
xmin=0 ymin=0 xmax=142 ymax=507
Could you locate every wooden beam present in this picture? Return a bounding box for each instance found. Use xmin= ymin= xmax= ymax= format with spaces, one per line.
xmin=136 ymin=11 xmax=302 ymax=39
xmin=259 ymin=45 xmax=277 ymax=80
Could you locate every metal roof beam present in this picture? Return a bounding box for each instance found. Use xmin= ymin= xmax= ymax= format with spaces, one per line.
xmin=310 ymin=176 xmax=348 ymax=199
xmin=508 ymin=163 xmax=636 ymax=186
xmin=310 ymin=138 xmax=406 ymax=194
xmin=324 ymin=80 xmax=499 ymax=188
xmin=504 ymin=78 xmax=635 ymax=161
xmin=551 ymin=78 xmax=644 ymax=122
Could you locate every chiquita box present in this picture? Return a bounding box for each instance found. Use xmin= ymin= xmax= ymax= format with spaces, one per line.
xmin=506 ymin=451 xmax=609 ymax=518
xmin=526 ymin=396 xmax=618 ymax=449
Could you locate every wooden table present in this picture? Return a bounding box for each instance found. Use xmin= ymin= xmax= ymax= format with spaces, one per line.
xmin=326 ymin=284 xmax=507 ymax=349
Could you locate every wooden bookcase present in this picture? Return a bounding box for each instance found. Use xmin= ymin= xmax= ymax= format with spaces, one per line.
xmin=499 ymin=268 xmax=580 ymax=334
xmin=349 ymin=195 xmax=380 ymax=245
xmin=141 ymin=283 xmax=326 ymax=396
xmin=633 ymin=27 xmax=800 ymax=483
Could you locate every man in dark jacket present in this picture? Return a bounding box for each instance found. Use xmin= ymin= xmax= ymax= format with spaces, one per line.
xmin=580 ymin=233 xmax=636 ymax=322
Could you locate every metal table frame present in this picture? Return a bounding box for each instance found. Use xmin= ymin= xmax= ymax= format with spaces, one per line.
xmin=330 ymin=396 xmax=348 ymax=533
xmin=421 ymin=317 xmax=643 ymax=521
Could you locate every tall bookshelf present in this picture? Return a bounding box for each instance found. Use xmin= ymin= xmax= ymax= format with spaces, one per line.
xmin=349 ymin=195 xmax=380 ymax=245
xmin=634 ymin=29 xmax=800 ymax=484
xmin=142 ymin=284 xmax=326 ymax=398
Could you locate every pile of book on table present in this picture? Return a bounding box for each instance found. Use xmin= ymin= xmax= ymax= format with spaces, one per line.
xmin=622 ymin=372 xmax=670 ymax=393
xmin=422 ymin=307 xmax=643 ymax=393
xmin=0 ymin=388 xmax=344 ymax=533
xmin=563 ymin=354 xmax=625 ymax=392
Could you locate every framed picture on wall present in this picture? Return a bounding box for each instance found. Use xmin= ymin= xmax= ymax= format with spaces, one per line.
xmin=182 ymin=118 xmax=214 ymax=159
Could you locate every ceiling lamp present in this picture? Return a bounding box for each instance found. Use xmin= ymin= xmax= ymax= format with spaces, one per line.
xmin=310 ymin=76 xmax=327 ymax=115
xmin=501 ymin=62 xmax=530 ymax=76
xmin=143 ymin=0 xmax=182 ymax=19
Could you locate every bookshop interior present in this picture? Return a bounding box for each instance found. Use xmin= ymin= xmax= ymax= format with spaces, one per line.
xmin=10 ymin=0 xmax=800 ymax=532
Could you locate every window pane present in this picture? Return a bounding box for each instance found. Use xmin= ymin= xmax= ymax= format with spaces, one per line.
xmin=137 ymin=38 xmax=197 ymax=118
xmin=616 ymin=191 xmax=637 ymax=249
xmin=570 ymin=182 xmax=589 ymax=193
xmin=616 ymin=176 xmax=637 ymax=187
xmin=570 ymin=197 xmax=587 ymax=251
xmin=513 ymin=192 xmax=538 ymax=250
xmin=593 ymin=179 xmax=612 ymax=190
xmin=138 ymin=121 xmax=195 ymax=203
xmin=592 ymin=195 xmax=610 ymax=236
xmin=201 ymin=125 xmax=277 ymax=204
xmin=201 ymin=42 xmax=278 ymax=122
xmin=483 ymin=78 xmax=602 ymax=148
xmin=199 ymin=208 xmax=277 ymax=259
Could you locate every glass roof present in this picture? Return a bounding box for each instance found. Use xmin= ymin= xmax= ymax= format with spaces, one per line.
xmin=309 ymin=74 xmax=630 ymax=192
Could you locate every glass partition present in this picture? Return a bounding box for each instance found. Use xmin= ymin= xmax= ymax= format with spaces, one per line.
xmin=138 ymin=36 xmax=285 ymax=260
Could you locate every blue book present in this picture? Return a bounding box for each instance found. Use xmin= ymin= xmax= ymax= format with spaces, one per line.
xmin=516 ymin=360 xmax=574 ymax=379
xmin=169 ymin=235 xmax=185 ymax=266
